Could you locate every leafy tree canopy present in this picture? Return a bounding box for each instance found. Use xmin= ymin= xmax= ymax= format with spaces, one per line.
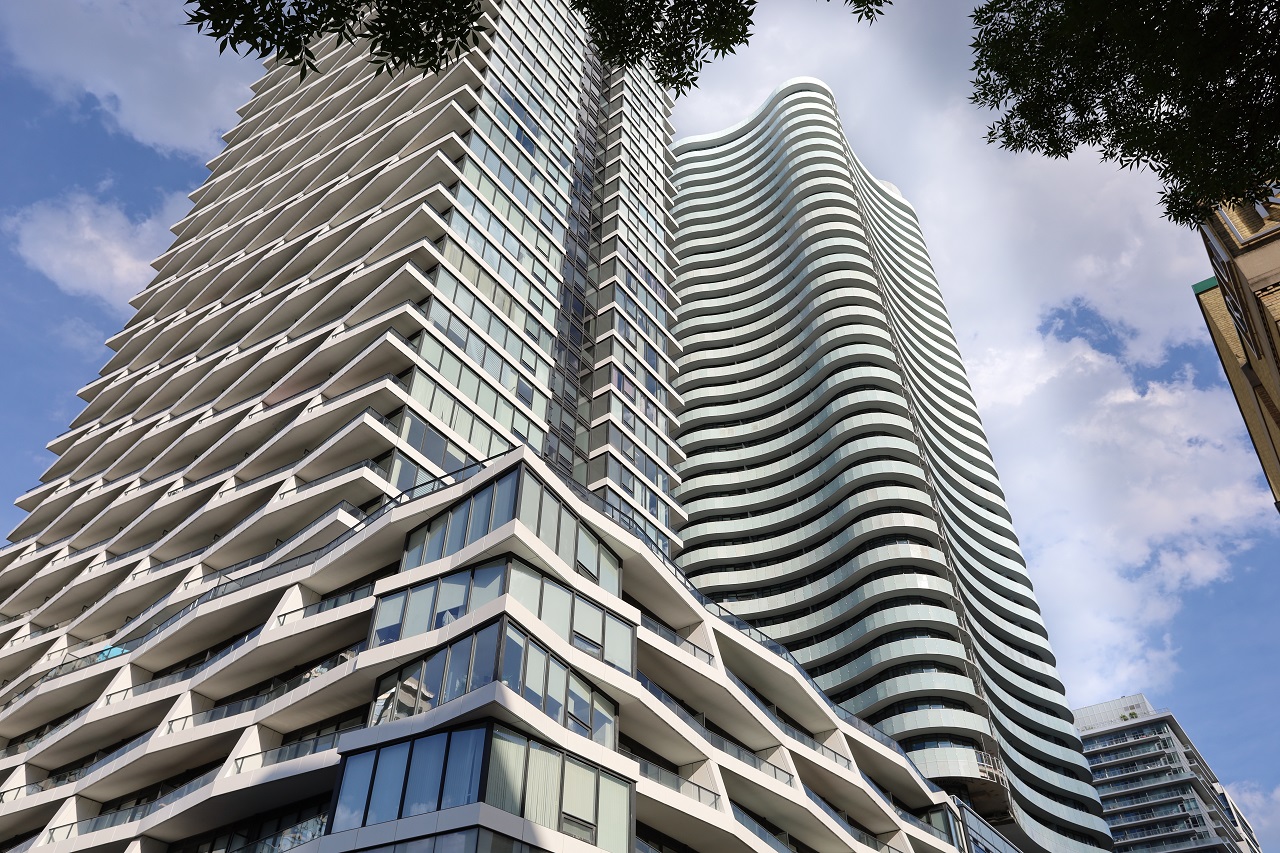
xmin=185 ymin=0 xmax=1280 ymax=226
xmin=971 ymin=0 xmax=1280 ymax=226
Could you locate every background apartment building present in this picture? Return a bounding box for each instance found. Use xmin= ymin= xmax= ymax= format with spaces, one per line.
xmin=1075 ymin=696 xmax=1262 ymax=853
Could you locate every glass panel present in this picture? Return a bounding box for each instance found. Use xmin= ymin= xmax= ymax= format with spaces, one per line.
xmin=592 ymin=695 xmax=616 ymax=748
xmin=403 ymin=582 xmax=436 ymax=638
xmin=573 ymin=599 xmax=604 ymax=653
xmin=562 ymin=758 xmax=597 ymax=823
xmin=466 ymin=485 xmax=494 ymax=545
xmin=523 ymin=741 xmax=562 ymax=828
xmin=442 ymin=634 xmax=474 ymax=703
xmin=537 ymin=491 xmax=559 ymax=547
xmin=437 ymin=829 xmax=478 ymax=853
xmin=492 ymin=471 xmax=518 ymax=526
xmin=544 ymin=657 xmax=567 ymax=725
xmin=469 ymin=622 xmax=501 ymax=691
xmin=598 ymin=548 xmax=620 ymax=597
xmin=434 ymin=571 xmax=470 ymax=629
xmin=398 ymin=837 xmax=435 ymax=853
xmin=395 ymin=661 xmax=424 ymax=720
xmin=557 ymin=512 xmax=576 ymax=567
xmin=371 ymin=592 xmax=406 ymax=647
xmin=470 ymin=562 xmax=505 ymax=610
xmin=419 ymin=649 xmax=446 ymax=712
xmin=517 ymin=474 xmax=541 ymax=530
xmin=540 ymin=581 xmax=572 ymax=641
xmin=500 ymin=624 xmax=526 ymax=690
xmin=603 ymin=615 xmax=632 ymax=673
xmin=425 ymin=515 xmax=449 ymax=563
xmin=332 ymin=750 xmax=376 ymax=832
xmin=404 ymin=526 xmax=428 ymax=570
xmin=445 ymin=500 xmax=472 ymax=555
xmin=441 ymin=728 xmax=486 ymax=809
xmin=523 ymin=643 xmax=547 ymax=709
xmin=597 ymin=773 xmax=631 ymax=853
xmin=371 ymin=672 xmax=397 ymax=725
xmin=422 ymin=424 xmax=447 ymax=467
xmin=366 ymin=741 xmax=410 ymax=825
xmin=576 ymin=528 xmax=598 ymax=577
xmin=568 ymin=673 xmax=592 ymax=730
xmin=477 ymin=830 xmax=516 ymax=853
xmin=507 ymin=562 xmax=541 ymax=612
xmin=486 ymin=727 xmax=528 ymax=814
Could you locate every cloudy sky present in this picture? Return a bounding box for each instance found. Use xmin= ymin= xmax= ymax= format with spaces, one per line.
xmin=0 ymin=0 xmax=1276 ymax=845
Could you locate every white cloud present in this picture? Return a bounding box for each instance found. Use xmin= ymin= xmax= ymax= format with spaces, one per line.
xmin=672 ymin=1 xmax=1274 ymax=709
xmin=1225 ymin=782 xmax=1280 ymax=853
xmin=4 ymin=191 xmax=189 ymax=315
xmin=52 ymin=316 xmax=111 ymax=360
xmin=0 ymin=0 xmax=260 ymax=158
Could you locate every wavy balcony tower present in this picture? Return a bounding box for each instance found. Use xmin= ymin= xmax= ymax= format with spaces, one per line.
xmin=0 ymin=8 xmax=1039 ymax=853
xmin=673 ymin=81 xmax=1110 ymax=853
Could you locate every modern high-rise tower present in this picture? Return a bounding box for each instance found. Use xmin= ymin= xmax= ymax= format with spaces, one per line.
xmin=0 ymin=8 xmax=1015 ymax=853
xmin=1075 ymin=695 xmax=1263 ymax=853
xmin=672 ymin=81 xmax=1109 ymax=853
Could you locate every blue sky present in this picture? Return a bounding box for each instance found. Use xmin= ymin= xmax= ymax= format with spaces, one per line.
xmin=0 ymin=0 xmax=1276 ymax=845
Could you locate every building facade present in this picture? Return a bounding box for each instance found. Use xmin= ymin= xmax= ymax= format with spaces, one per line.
xmin=0 ymin=6 xmax=1013 ymax=853
xmin=671 ymin=80 xmax=1109 ymax=853
xmin=1195 ymin=190 xmax=1280 ymax=512
xmin=1075 ymin=695 xmax=1262 ymax=853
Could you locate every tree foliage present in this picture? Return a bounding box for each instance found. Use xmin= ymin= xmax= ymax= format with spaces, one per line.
xmin=185 ymin=0 xmax=1280 ymax=225
xmin=971 ymin=0 xmax=1280 ymax=226
xmin=183 ymin=0 xmax=889 ymax=94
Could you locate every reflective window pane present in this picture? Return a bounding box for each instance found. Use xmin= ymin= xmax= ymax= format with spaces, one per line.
xmin=507 ymin=562 xmax=541 ymax=612
xmin=541 ymin=581 xmax=572 ymax=641
xmin=598 ymin=548 xmax=620 ymax=597
xmin=523 ymin=643 xmax=547 ymax=709
xmin=441 ymin=728 xmax=486 ymax=809
xmin=419 ymin=650 xmax=446 ymax=712
xmin=500 ymin=624 xmax=526 ymax=690
xmin=544 ymin=657 xmax=567 ymax=725
xmin=372 ymin=592 xmax=406 ymax=647
xmin=492 ymin=471 xmax=518 ymax=526
xmin=332 ymin=751 xmax=375 ymax=832
xmin=403 ymin=733 xmax=447 ymax=816
xmin=573 ymin=599 xmax=604 ymax=652
xmin=395 ymin=661 xmax=424 ymax=720
xmin=425 ymin=515 xmax=449 ymax=564
xmin=434 ymin=571 xmax=470 ymax=629
xmin=442 ymin=634 xmax=474 ymax=703
xmin=365 ymin=741 xmax=410 ymax=825
xmin=466 ymin=485 xmax=494 ymax=544
xmin=445 ymin=501 xmax=472 ymax=555
xmin=403 ymin=582 xmax=436 ymax=638
xmin=470 ymin=562 xmax=505 ymax=610
xmin=469 ymin=622 xmax=501 ymax=691
xmin=517 ymin=475 xmax=541 ymax=530
xmin=603 ymin=615 xmax=632 ymax=673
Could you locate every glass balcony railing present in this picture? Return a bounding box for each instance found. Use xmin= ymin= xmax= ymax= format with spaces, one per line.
xmin=636 ymin=758 xmax=719 ymax=808
xmin=234 ymin=726 xmax=360 ymax=773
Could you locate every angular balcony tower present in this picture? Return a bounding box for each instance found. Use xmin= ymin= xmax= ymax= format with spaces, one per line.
xmin=672 ymin=79 xmax=1111 ymax=853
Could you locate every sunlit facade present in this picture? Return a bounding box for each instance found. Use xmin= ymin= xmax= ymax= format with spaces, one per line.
xmin=672 ymin=79 xmax=1110 ymax=853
